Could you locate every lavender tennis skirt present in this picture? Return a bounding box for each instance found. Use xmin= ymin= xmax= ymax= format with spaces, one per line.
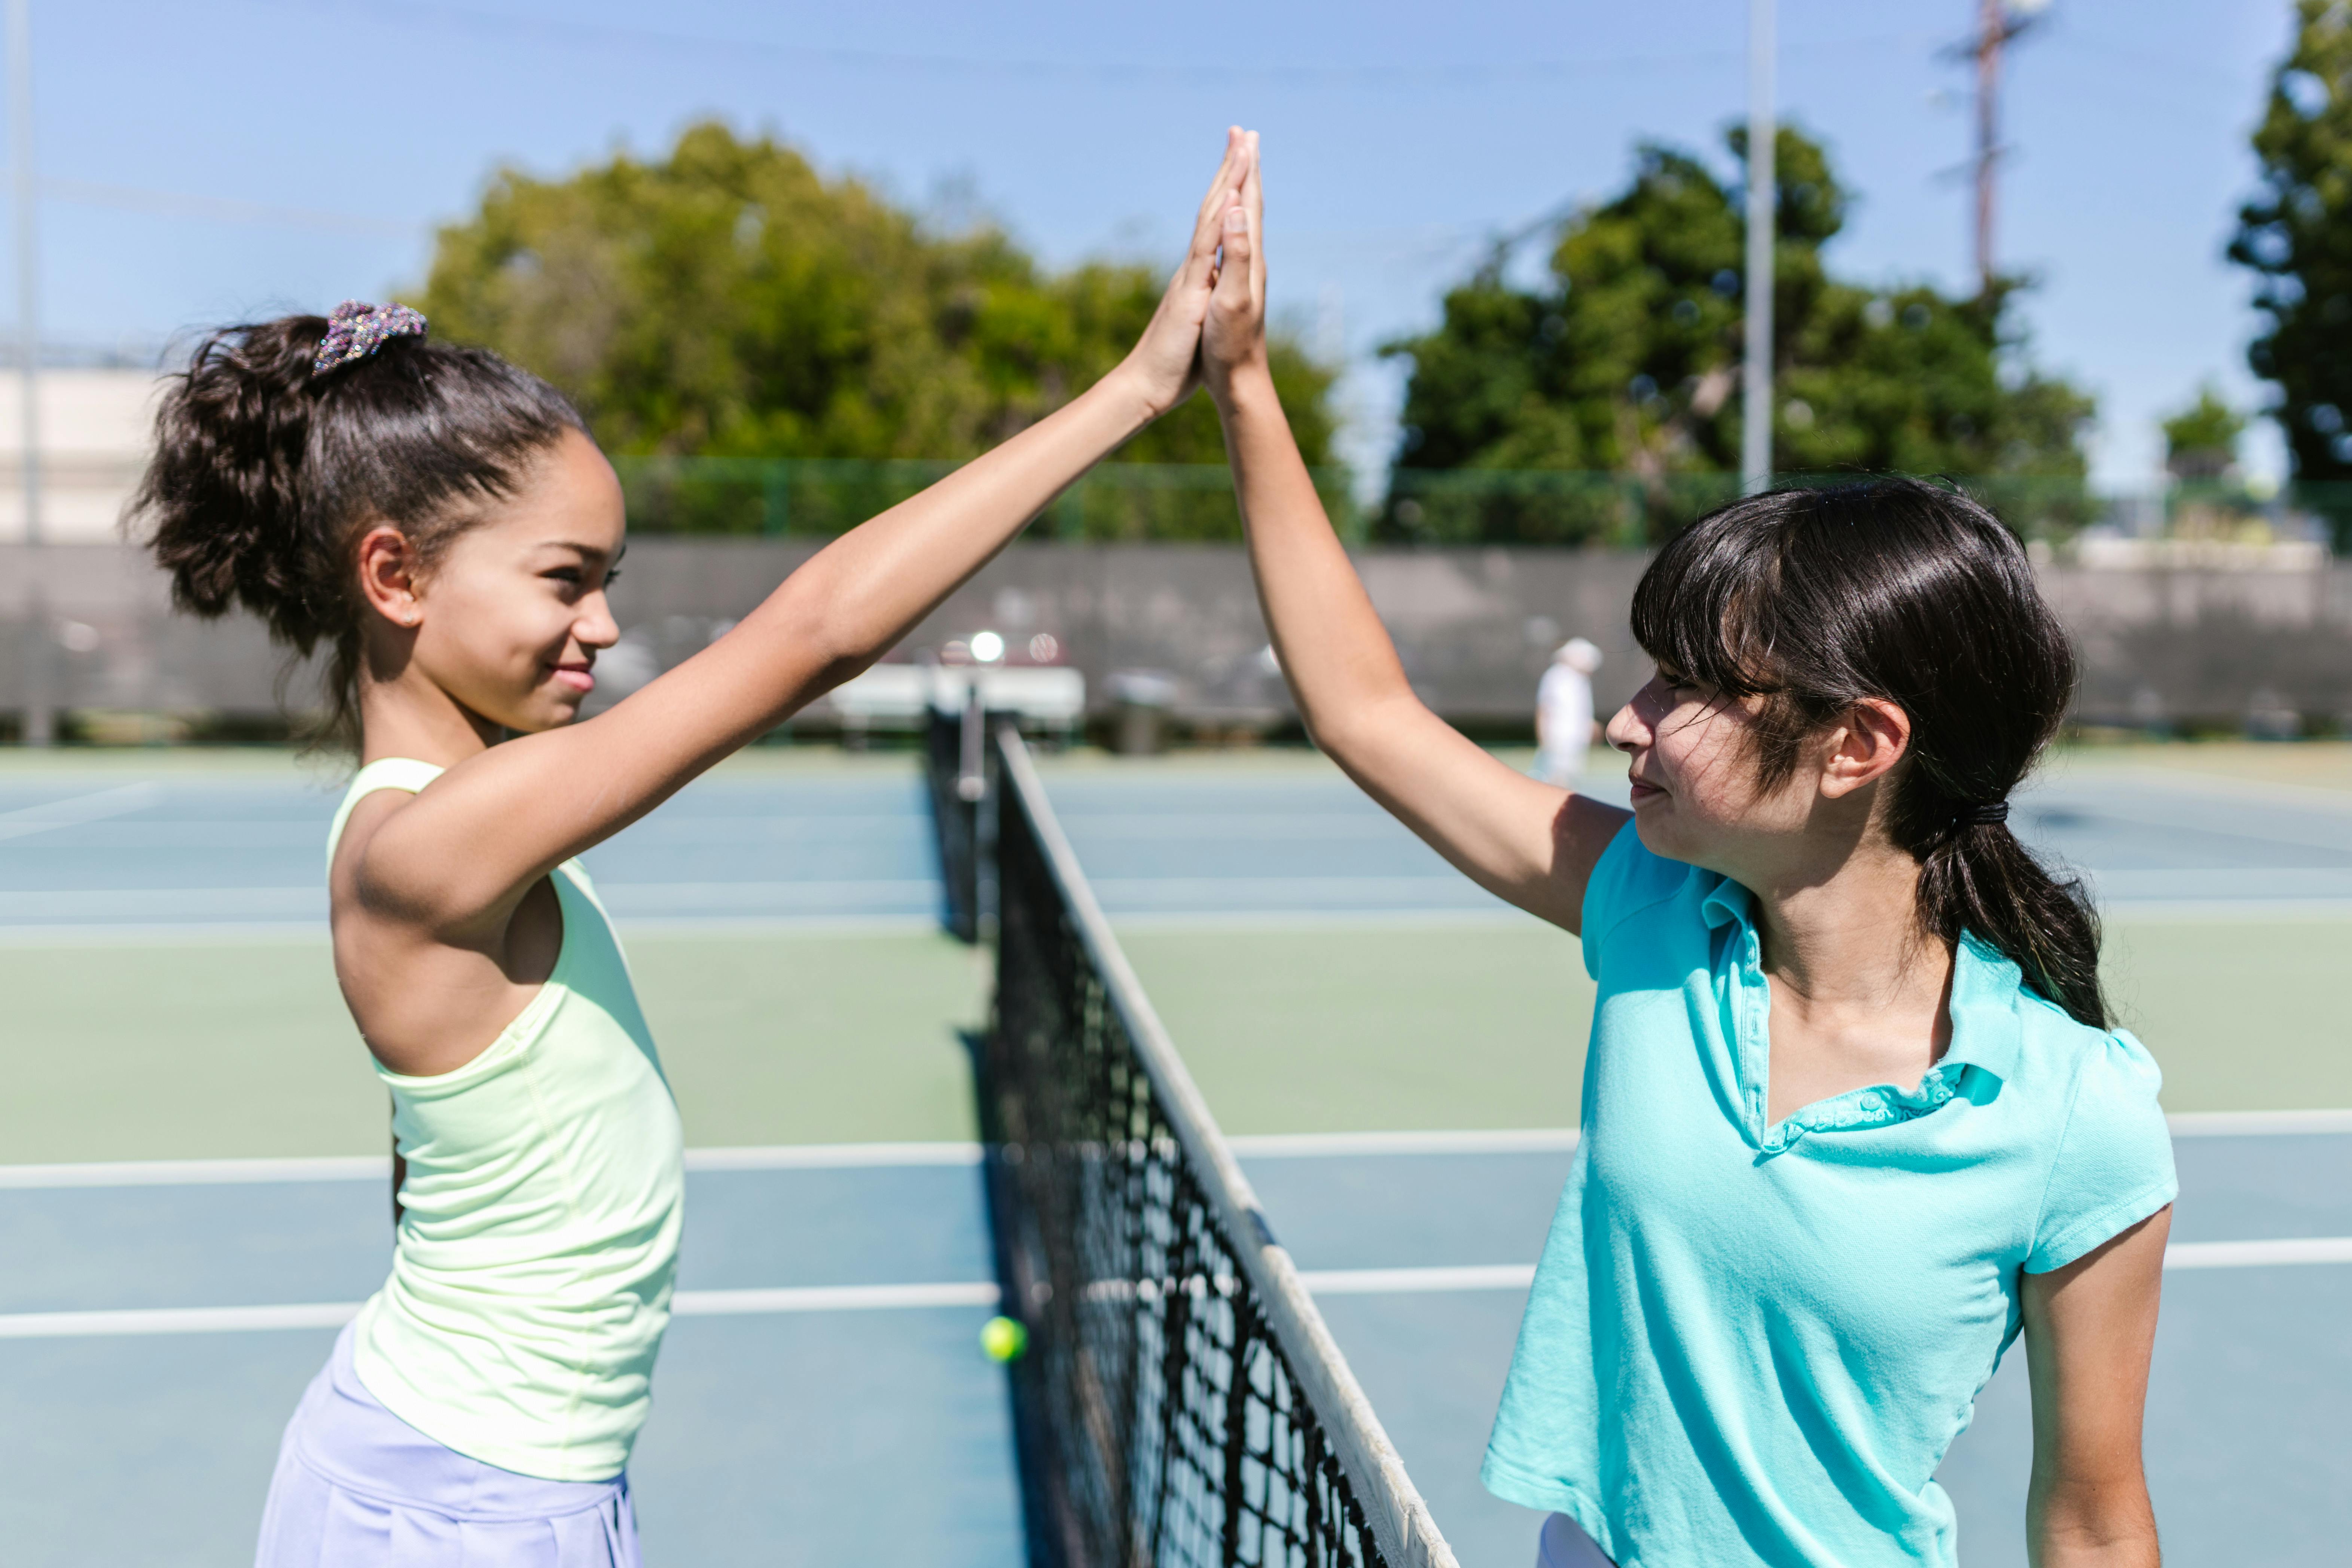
xmin=254 ymin=1324 xmax=640 ymax=1568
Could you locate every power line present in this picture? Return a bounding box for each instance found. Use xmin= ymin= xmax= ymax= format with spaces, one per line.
xmin=38 ymin=176 xmax=423 ymax=237
xmin=259 ymin=0 xmax=1921 ymax=88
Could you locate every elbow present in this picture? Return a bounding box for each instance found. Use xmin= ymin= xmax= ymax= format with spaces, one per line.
xmin=1296 ymin=689 xmax=1416 ymax=771
xmin=755 ymin=570 xmax=879 ymax=694
xmin=1293 ymin=702 xmax=1360 ymax=765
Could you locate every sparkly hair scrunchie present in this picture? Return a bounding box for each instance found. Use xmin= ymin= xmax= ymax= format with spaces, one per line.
xmin=312 ymin=299 xmax=427 ymax=375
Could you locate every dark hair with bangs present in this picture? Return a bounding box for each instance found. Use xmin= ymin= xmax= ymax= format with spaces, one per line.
xmin=1629 ymin=477 xmax=2105 ymax=1027
xmin=128 ymin=314 xmax=586 ymax=753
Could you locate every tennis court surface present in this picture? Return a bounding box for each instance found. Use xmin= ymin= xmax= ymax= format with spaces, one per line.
xmin=0 ymin=741 xmax=2346 ymax=1564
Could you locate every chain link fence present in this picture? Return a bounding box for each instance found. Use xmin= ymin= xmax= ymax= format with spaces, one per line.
xmin=610 ymin=458 xmax=2352 ymax=552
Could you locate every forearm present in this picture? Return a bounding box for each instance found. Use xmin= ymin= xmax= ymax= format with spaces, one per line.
xmin=404 ymin=369 xmax=1158 ymax=912
xmin=2020 ymin=1214 xmax=2170 ymax=1568
xmin=1220 ymin=369 xmax=1418 ymax=751
xmin=758 ymin=367 xmax=1160 ymax=681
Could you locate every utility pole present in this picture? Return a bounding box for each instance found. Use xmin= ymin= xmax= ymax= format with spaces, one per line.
xmin=7 ymin=0 xmax=43 ymax=746
xmin=1968 ymin=0 xmax=2047 ymax=300
xmin=1741 ymin=0 xmax=1775 ymax=496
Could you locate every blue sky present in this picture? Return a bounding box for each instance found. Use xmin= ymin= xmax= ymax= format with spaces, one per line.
xmin=23 ymin=0 xmax=2294 ymax=485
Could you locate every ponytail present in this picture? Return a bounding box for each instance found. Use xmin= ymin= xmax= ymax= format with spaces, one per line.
xmin=1631 ymin=477 xmax=2108 ymax=1028
xmin=129 ymin=311 xmax=583 ymax=751
xmin=1912 ymin=816 xmax=2106 ymax=1029
xmin=139 ymin=316 xmax=339 ymax=650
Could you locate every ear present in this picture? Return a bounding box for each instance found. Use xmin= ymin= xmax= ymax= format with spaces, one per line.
xmin=354 ymin=524 xmax=423 ymax=629
xmin=1819 ymin=698 xmax=1911 ymax=799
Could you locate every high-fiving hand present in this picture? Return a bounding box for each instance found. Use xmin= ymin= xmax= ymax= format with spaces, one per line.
xmin=1203 ymin=129 xmax=1267 ymax=409
xmin=1117 ymin=128 xmax=1253 ymax=418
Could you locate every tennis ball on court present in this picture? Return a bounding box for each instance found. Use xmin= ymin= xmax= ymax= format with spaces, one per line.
xmin=980 ymin=1315 xmax=1028 ymax=1363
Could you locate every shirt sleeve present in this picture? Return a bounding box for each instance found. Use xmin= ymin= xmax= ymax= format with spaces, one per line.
xmin=2027 ymin=1028 xmax=2178 ymax=1274
xmin=1577 ymin=819 xmax=1689 ymax=981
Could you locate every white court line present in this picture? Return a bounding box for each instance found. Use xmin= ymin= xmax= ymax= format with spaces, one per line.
xmin=2049 ymin=765 xmax=2352 ymax=819
xmin=684 ymin=1143 xmax=982 ymax=1171
xmin=595 ymin=880 xmax=942 ymax=911
xmin=0 ymin=1146 xmax=989 ymax=1188
xmin=672 ymin=1282 xmax=999 ymax=1314
xmin=0 ymin=922 xmax=333 ymax=949
xmin=1086 ymin=876 xmax=1482 ymax=906
xmin=613 ymin=914 xmax=940 ymax=939
xmin=1051 ymin=815 xmax=1412 ymax=840
xmin=2167 ymin=1109 xmax=2352 ymax=1136
xmin=0 ymin=880 xmax=936 ymax=920
xmin=1297 ymin=1264 xmax=1535 ymax=1295
xmin=1229 ymin=1129 xmax=1580 ymax=1157
xmin=0 ymin=784 xmax=164 ymax=844
xmin=0 ymin=1155 xmax=390 ymax=1189
xmin=1108 ymin=907 xmax=1533 ymax=933
xmin=4 ymin=1114 xmax=2346 ymax=1189
xmin=2163 ymin=1236 xmax=2352 ymax=1269
xmin=0 ymin=1284 xmax=1003 ymax=1340
xmin=0 ymin=1301 xmax=361 ymax=1338
xmin=9 ymin=1238 xmax=2346 ymax=1338
xmin=2105 ymin=900 xmax=2352 ymax=922
xmin=0 ymin=914 xmax=946 ymax=947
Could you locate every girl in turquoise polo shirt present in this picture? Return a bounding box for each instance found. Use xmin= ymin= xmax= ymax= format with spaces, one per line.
xmin=130 ymin=137 xmax=1255 ymax=1568
xmin=1199 ymin=138 xmax=2173 ymax=1567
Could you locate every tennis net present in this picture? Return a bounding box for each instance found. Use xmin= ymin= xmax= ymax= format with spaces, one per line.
xmin=925 ymin=693 xmax=993 ymax=943
xmin=967 ymin=727 xmax=1457 ymax=1568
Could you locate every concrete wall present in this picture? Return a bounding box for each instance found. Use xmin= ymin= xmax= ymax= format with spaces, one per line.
xmin=6 ymin=539 xmax=2352 ymax=734
xmin=0 ymin=369 xmax=162 ymax=544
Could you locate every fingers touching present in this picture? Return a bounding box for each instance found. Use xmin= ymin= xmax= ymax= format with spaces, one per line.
xmin=1244 ymin=130 xmax=1266 ymax=309
xmin=1127 ymin=128 xmax=1262 ymax=415
xmin=1183 ymin=128 xmax=1248 ymax=290
xmin=1211 ymin=132 xmax=1260 ymax=322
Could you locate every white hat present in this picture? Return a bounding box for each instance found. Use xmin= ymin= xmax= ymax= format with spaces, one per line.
xmin=1555 ymin=638 xmax=1602 ymax=673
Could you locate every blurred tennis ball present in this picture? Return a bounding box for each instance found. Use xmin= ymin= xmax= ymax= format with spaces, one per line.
xmin=980 ymin=1315 xmax=1028 ymax=1363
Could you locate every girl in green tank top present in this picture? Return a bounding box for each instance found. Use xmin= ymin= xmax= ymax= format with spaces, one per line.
xmin=131 ymin=134 xmax=1260 ymax=1568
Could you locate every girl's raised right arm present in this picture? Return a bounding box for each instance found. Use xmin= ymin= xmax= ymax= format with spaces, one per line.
xmin=371 ymin=137 xmax=1250 ymax=931
xmin=1202 ymin=135 xmax=1627 ymax=934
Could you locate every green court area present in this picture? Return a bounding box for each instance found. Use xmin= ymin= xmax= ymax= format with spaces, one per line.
xmin=1 ymin=912 xmax=2343 ymax=1164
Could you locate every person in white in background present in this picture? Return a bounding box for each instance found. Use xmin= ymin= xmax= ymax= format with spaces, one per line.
xmin=1534 ymin=638 xmax=1602 ymax=785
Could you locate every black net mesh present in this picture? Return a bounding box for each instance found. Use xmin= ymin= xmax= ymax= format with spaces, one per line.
xmin=977 ymin=756 xmax=1388 ymax=1568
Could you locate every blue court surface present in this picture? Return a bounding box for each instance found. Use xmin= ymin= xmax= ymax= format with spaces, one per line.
xmin=0 ymin=746 xmax=2348 ymax=1565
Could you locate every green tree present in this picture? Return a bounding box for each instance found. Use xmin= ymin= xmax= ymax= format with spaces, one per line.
xmin=2231 ymin=0 xmax=2352 ymax=540
xmin=415 ymin=122 xmax=1332 ymax=505
xmin=2161 ymin=384 xmax=2247 ymax=481
xmin=1381 ymin=125 xmax=2092 ymax=544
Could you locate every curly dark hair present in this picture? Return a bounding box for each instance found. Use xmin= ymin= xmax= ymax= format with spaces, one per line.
xmin=128 ymin=314 xmax=585 ymax=751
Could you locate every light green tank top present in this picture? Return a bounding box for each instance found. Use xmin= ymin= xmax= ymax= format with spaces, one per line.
xmin=327 ymin=758 xmax=685 ymax=1482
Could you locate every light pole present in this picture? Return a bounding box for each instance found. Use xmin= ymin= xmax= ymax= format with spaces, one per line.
xmin=1740 ymin=0 xmax=1776 ymax=496
xmin=7 ymin=0 xmax=44 ymax=746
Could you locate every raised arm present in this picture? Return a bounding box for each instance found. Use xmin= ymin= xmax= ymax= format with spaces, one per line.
xmin=370 ymin=137 xmax=1250 ymax=931
xmin=1202 ymin=135 xmax=1625 ymax=932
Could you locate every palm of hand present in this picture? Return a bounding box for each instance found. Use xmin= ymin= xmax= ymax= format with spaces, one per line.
xmin=1202 ymin=270 xmax=1263 ymax=387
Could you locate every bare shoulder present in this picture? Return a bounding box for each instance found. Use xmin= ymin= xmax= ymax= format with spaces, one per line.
xmin=330 ymin=786 xmax=436 ymax=925
xmin=1539 ymin=790 xmax=1634 ymax=934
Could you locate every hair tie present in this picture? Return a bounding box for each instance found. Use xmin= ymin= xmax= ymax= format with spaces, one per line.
xmin=313 ymin=300 xmax=427 ymax=375
xmin=1955 ymin=799 xmax=2010 ymax=827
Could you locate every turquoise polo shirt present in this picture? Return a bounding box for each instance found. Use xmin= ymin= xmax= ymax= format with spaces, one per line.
xmin=1482 ymin=823 xmax=2176 ymax=1567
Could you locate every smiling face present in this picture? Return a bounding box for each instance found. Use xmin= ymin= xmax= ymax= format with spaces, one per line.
xmin=400 ymin=428 xmax=627 ymax=734
xmin=1604 ymin=667 xmax=1828 ymax=878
